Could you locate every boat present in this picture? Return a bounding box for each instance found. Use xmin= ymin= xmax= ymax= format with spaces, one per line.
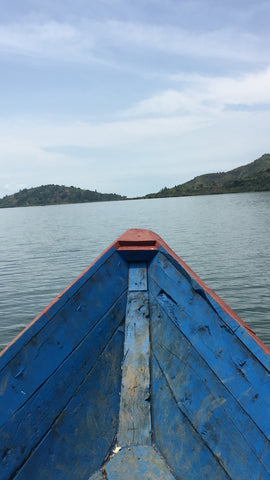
xmin=0 ymin=228 xmax=269 ymax=479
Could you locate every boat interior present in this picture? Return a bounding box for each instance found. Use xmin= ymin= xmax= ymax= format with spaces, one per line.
xmin=0 ymin=233 xmax=269 ymax=479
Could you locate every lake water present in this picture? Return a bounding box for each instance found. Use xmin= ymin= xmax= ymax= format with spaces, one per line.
xmin=0 ymin=192 xmax=269 ymax=349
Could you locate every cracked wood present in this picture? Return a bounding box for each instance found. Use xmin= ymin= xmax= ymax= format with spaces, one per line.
xmin=117 ymin=266 xmax=151 ymax=446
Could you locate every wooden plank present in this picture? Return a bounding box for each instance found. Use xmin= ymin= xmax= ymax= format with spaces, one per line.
xmin=12 ymin=328 xmax=124 ymax=480
xmin=150 ymin=296 xmax=270 ymax=478
xmin=0 ymin=295 xmax=126 ymax=480
xmin=0 ymin=252 xmax=128 ymax=428
xmin=151 ymin=354 xmax=229 ymax=479
xmin=0 ymin=247 xmax=117 ymax=366
xmin=89 ymin=471 xmax=104 ymax=480
xmin=105 ymin=445 xmax=176 ymax=480
xmin=148 ymin=251 xmax=270 ymax=440
xmin=128 ymin=262 xmax=147 ymax=291
xmin=234 ymin=324 xmax=270 ymax=369
xmin=117 ymin=291 xmax=151 ymax=447
xmin=157 ymin=244 xmax=270 ymax=361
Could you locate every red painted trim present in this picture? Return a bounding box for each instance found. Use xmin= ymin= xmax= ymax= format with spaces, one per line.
xmin=113 ymin=229 xmax=270 ymax=355
xmin=113 ymin=229 xmax=160 ymax=250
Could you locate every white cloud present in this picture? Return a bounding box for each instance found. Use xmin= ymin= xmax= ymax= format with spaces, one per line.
xmin=0 ymin=115 xmax=211 ymax=171
xmin=0 ymin=18 xmax=268 ymax=66
xmin=102 ymin=20 xmax=264 ymax=62
xmin=0 ymin=21 xmax=97 ymax=64
xmin=1 ymin=68 xmax=270 ymax=168
xmin=206 ymin=68 xmax=270 ymax=106
xmin=0 ymin=106 xmax=269 ymax=197
xmin=122 ymin=67 xmax=270 ymax=118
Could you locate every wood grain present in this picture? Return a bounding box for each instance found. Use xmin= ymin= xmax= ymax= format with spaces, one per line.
xmin=117 ymin=291 xmax=151 ymax=447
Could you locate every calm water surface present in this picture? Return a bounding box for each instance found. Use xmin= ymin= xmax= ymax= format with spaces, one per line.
xmin=0 ymin=192 xmax=269 ymax=349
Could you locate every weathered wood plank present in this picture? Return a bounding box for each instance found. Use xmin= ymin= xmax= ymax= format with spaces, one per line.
xmin=150 ymin=296 xmax=270 ymax=478
xmin=89 ymin=471 xmax=105 ymax=480
xmin=148 ymin=251 xmax=270 ymax=439
xmin=0 ymin=295 xmax=126 ymax=480
xmin=157 ymin=245 xmax=270 ymax=369
xmin=0 ymin=252 xmax=128 ymax=428
xmin=151 ymin=354 xmax=229 ymax=479
xmin=105 ymin=446 xmax=176 ymax=480
xmin=0 ymin=248 xmax=117 ymax=367
xmin=117 ymin=291 xmax=151 ymax=447
xmin=128 ymin=262 xmax=147 ymax=291
xmin=13 ymin=328 xmax=124 ymax=480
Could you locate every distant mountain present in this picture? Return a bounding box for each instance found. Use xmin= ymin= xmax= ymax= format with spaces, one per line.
xmin=0 ymin=184 xmax=126 ymax=208
xmin=145 ymin=154 xmax=270 ymax=198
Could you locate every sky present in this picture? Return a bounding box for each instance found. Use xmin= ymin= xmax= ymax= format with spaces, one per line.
xmin=0 ymin=0 xmax=270 ymax=198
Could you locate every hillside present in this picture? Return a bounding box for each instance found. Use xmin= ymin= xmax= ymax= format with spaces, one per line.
xmin=145 ymin=154 xmax=270 ymax=198
xmin=1 ymin=155 xmax=269 ymax=207
xmin=0 ymin=184 xmax=126 ymax=208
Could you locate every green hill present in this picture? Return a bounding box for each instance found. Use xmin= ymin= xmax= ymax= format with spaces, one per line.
xmin=145 ymin=154 xmax=270 ymax=198
xmin=1 ymin=154 xmax=269 ymax=207
xmin=0 ymin=184 xmax=126 ymax=208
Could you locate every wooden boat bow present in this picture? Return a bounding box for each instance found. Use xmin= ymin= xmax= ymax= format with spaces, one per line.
xmin=0 ymin=229 xmax=269 ymax=479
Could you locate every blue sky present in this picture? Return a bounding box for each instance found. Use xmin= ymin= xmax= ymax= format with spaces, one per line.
xmin=0 ymin=0 xmax=270 ymax=197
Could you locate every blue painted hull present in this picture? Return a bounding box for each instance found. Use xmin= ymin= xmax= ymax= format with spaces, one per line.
xmin=0 ymin=229 xmax=269 ymax=479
